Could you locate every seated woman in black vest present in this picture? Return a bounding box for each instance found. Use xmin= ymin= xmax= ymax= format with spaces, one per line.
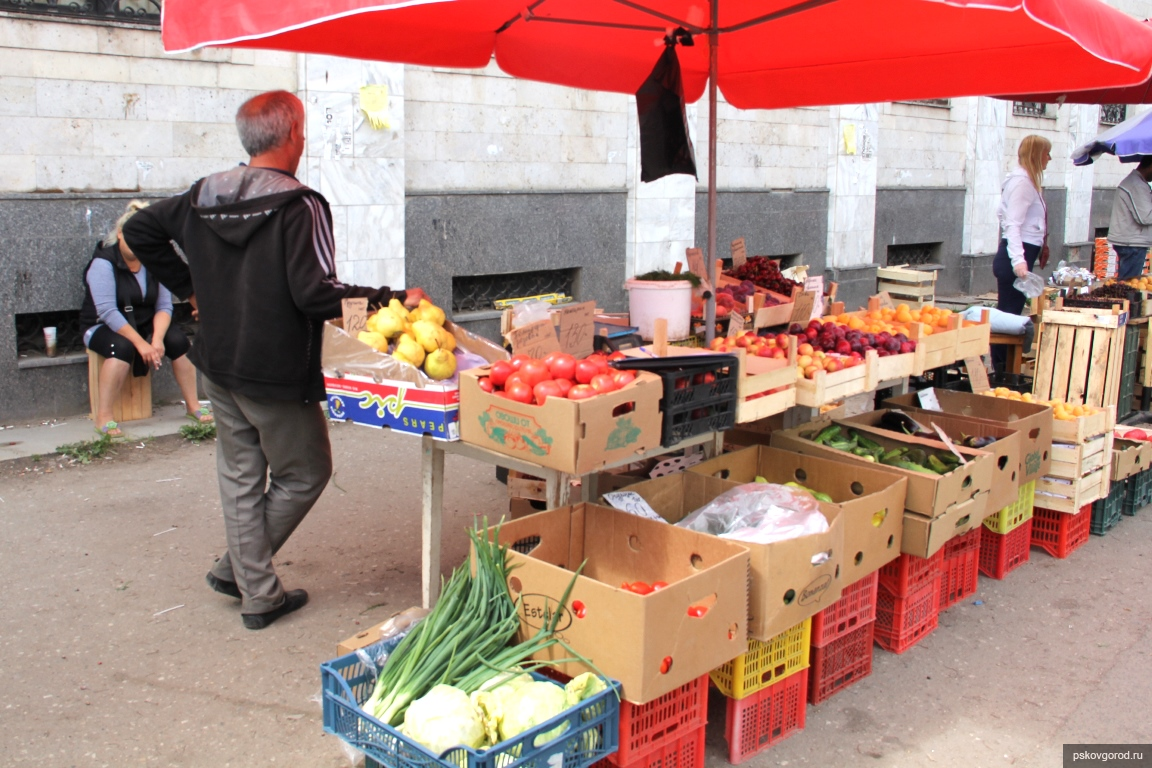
xmin=81 ymin=200 xmax=212 ymax=437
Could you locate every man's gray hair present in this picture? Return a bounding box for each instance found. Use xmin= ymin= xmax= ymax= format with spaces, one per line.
xmin=236 ymin=90 xmax=302 ymax=157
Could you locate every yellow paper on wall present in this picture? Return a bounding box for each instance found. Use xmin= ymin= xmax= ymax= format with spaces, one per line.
xmin=359 ymin=85 xmax=391 ymax=130
xmin=842 ymin=124 xmax=857 ymax=155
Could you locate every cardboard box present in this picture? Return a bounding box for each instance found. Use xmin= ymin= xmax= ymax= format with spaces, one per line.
xmin=1111 ymin=437 xmax=1152 ymax=481
xmin=623 ymin=470 xmax=846 ymax=640
xmin=838 ymin=409 xmax=1023 ymax=513
xmin=492 ymin=503 xmax=750 ymax=704
xmin=882 ymin=389 xmax=1053 ymax=485
xmin=322 ymin=320 xmax=508 ymax=441
xmin=687 ymin=445 xmax=906 ymax=582
xmin=459 ymin=366 xmax=664 ymax=475
xmin=335 ymin=607 xmax=428 ymax=656
xmin=771 ymin=420 xmax=993 ymax=520
xmin=900 ymin=492 xmax=989 ymax=558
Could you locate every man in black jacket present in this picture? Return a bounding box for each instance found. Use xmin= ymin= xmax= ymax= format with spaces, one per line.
xmin=123 ymin=90 xmax=426 ymax=629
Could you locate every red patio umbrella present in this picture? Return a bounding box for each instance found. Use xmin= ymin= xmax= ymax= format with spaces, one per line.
xmin=161 ymin=0 xmax=1152 ymax=335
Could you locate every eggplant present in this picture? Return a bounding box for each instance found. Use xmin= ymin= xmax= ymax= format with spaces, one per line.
xmin=879 ymin=409 xmax=931 ymax=436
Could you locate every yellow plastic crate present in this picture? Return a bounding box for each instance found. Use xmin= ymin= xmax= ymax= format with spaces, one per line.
xmin=709 ymin=619 xmax=810 ymax=700
xmin=983 ymin=480 xmax=1036 ymax=534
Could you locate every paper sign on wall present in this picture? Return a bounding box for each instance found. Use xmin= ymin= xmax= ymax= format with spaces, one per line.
xmin=727 ymin=312 xmax=746 ymax=338
xmin=965 ymin=357 xmax=991 ymax=393
xmin=556 ymin=301 xmax=595 ymax=357
xmin=341 ymin=298 xmax=369 ymax=339
xmin=685 ymin=247 xmax=712 ymax=293
xmin=508 ymin=318 xmax=561 ymax=359
xmin=730 ymin=238 xmax=747 ymax=268
xmin=789 ymin=291 xmax=816 ymax=326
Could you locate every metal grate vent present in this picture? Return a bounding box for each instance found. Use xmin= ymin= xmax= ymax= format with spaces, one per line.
xmin=1012 ymin=101 xmax=1053 ymax=119
xmin=1 ymin=0 xmax=161 ymax=24
xmin=15 ymin=304 xmax=197 ymax=357
xmin=1100 ymin=104 xmax=1127 ymax=126
xmin=452 ymin=268 xmax=577 ymax=313
xmin=886 ymin=243 xmax=939 ymax=267
xmin=898 ymin=99 xmax=951 ymax=108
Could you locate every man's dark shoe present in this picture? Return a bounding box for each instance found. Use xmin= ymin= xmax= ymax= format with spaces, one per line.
xmin=206 ymin=572 xmax=242 ymax=599
xmin=242 ymin=589 xmax=309 ymax=630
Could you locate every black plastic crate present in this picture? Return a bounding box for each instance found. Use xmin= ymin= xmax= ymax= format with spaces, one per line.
xmin=609 ymin=354 xmax=740 ymax=446
xmin=1123 ymin=467 xmax=1152 ymax=516
xmin=662 ymin=395 xmax=737 ymax=447
xmin=941 ymin=371 xmax=1032 ymax=394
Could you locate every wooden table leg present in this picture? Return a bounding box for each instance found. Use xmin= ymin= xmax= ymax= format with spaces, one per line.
xmin=420 ymin=435 xmax=445 ymax=609
xmin=546 ymin=471 xmax=570 ymax=509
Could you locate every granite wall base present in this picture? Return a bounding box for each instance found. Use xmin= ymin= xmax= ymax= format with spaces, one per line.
xmin=406 ymin=191 xmax=627 ymax=345
xmin=874 ymin=187 xmax=966 ymax=295
xmin=694 ymin=190 xmax=829 ymax=273
xmin=826 ymin=265 xmax=878 ymax=313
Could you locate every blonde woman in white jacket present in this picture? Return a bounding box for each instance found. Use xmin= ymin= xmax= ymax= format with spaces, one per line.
xmin=992 ymin=134 xmax=1051 ymax=372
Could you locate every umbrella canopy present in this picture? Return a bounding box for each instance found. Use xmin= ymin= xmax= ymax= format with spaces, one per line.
xmin=163 ymin=0 xmax=1152 ymax=111
xmin=1072 ymin=108 xmax=1152 ymax=165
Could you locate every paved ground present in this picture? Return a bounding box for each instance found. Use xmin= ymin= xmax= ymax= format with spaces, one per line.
xmin=0 ymin=411 xmax=1149 ymax=767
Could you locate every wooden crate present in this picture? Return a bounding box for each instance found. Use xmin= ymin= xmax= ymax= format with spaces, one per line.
xmin=955 ymin=311 xmax=992 ymax=361
xmin=1036 ymin=406 xmax=1115 ymax=512
xmin=876 ymin=265 xmax=937 ymax=306
xmin=795 ymin=350 xmax=879 ymax=408
xmin=1032 ymin=307 xmax=1128 ymax=409
xmin=733 ymin=348 xmax=798 ymax=423
xmin=87 ymin=350 xmax=153 ymax=423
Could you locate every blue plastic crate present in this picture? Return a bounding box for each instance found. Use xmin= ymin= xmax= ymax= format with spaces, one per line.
xmin=321 ymin=639 xmax=620 ymax=768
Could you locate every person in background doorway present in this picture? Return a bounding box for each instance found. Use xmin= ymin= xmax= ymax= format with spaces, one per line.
xmin=122 ymin=91 xmax=427 ymax=630
xmin=1107 ymin=155 xmax=1152 ymax=279
xmin=991 ymin=134 xmax=1051 ymax=373
xmin=81 ymin=200 xmax=211 ymax=438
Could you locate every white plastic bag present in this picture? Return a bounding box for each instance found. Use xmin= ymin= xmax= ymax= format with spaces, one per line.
xmin=1013 ymin=272 xmax=1045 ymax=298
xmin=962 ymin=306 xmax=1032 ymax=336
xmin=675 ymin=483 xmax=829 ymax=545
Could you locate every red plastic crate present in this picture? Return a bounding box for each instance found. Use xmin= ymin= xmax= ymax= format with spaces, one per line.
xmin=1031 ymin=504 xmax=1092 ymax=559
xmin=979 ymin=519 xmax=1033 ymax=579
xmin=808 ymin=620 xmax=875 ymax=705
xmin=877 ymin=551 xmax=942 ymax=597
xmin=597 ymin=724 xmax=705 ymax=768
xmin=938 ymin=528 xmax=981 ymax=610
xmin=874 ymin=576 xmax=940 ymax=654
xmin=724 ymin=669 xmax=808 ymax=764
xmin=601 ymin=675 xmax=708 ymax=767
xmin=810 ymin=571 xmax=878 ymax=648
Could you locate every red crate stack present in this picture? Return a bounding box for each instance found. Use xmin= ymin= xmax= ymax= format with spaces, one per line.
xmin=808 ymin=620 xmax=875 ymax=705
xmin=724 ymin=668 xmax=808 ymax=764
xmin=874 ymin=574 xmax=941 ymax=654
xmin=878 ymin=551 xmax=942 ymax=597
xmin=591 ymin=675 xmax=709 ymax=768
xmin=1031 ymin=504 xmax=1092 ymax=559
xmin=810 ymin=571 xmax=879 ymax=647
xmin=938 ymin=527 xmax=981 ymax=610
xmin=979 ymin=519 xmax=1033 ymax=579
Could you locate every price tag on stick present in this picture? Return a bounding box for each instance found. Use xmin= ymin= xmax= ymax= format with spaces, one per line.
xmin=789 ymin=291 xmax=816 ymax=326
xmin=508 ymin=318 xmax=561 ymax=359
xmin=342 ymin=297 xmax=369 ymax=338
xmin=555 ymin=301 xmax=595 ymax=358
xmin=727 ymin=312 xmax=746 ymax=338
xmin=965 ymin=356 xmax=991 ymax=393
xmin=730 ymin=238 xmax=748 ymax=268
xmin=685 ymin=247 xmax=712 ymax=294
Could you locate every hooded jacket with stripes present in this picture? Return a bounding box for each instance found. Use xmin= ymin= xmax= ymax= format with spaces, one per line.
xmin=121 ymin=166 xmax=404 ymax=403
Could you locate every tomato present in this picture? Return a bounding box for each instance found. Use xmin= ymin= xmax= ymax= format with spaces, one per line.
xmin=627 ymin=581 xmax=654 ymax=595
xmin=492 ymin=390 xmax=510 ymax=399
xmin=607 ymin=351 xmax=627 ymax=361
xmin=510 ymin=353 xmax=533 ymax=371
xmin=553 ymin=377 xmax=573 ymax=396
xmin=533 ymin=380 xmax=563 ymax=405
xmin=686 ymin=605 xmax=708 ymax=618
xmin=659 ymin=656 xmax=673 ymax=675
xmin=571 ymin=600 xmax=586 ymax=619
xmin=520 ymin=360 xmax=552 ymax=387
xmin=478 ymin=376 xmax=495 ymax=393
xmin=489 ymin=360 xmax=514 ymax=388
xmin=547 ymin=353 xmax=577 ymax=381
xmin=504 ymin=372 xmax=525 ymax=390
xmin=506 ymin=380 xmax=534 ymax=404
xmin=590 ymin=374 xmax=619 ymax=394
xmin=651 ymin=581 xmax=669 ymax=591
xmin=612 ymin=370 xmax=636 ymax=388
xmin=574 ymin=359 xmax=600 ymax=384
xmin=1126 ymin=428 xmax=1148 ymax=441
xmin=567 ymin=384 xmax=598 ymax=400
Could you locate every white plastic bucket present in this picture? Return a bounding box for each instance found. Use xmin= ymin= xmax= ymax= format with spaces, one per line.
xmin=625 ymin=279 xmax=693 ymax=341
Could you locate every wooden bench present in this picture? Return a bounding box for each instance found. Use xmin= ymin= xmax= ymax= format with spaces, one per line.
xmin=989 ymin=333 xmax=1024 ymax=374
xmin=87 ymin=350 xmax=152 ymax=423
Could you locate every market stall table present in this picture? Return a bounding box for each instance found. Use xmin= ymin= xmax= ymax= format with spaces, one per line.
xmin=419 ymin=430 xmax=724 ymax=607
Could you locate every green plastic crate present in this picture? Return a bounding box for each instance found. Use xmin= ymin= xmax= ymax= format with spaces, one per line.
xmin=1091 ymin=479 xmax=1125 ymax=535
xmin=1117 ymin=325 xmax=1141 ymax=422
xmin=1123 ymin=467 xmax=1152 ymax=516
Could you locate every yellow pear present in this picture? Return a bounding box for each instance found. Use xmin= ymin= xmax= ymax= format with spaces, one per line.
xmin=388 ymin=298 xmax=407 ymax=318
xmin=424 ymin=347 xmax=457 ymax=381
xmin=374 ymin=308 xmax=405 ymax=339
xmin=437 ymin=327 xmax=457 ymax=352
xmin=411 ymin=320 xmax=445 ymax=353
xmin=418 ymin=299 xmax=446 ymax=327
xmin=394 ymin=334 xmax=425 ymax=367
xmin=357 ymin=330 xmax=389 ymax=353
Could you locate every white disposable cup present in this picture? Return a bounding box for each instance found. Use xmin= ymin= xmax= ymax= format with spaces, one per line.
xmin=43 ymin=327 xmax=57 ymax=357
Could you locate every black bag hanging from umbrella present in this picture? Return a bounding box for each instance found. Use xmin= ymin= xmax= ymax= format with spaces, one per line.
xmin=636 ymin=31 xmax=697 ymax=183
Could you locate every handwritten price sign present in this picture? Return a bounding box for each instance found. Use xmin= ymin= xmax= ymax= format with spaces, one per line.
xmin=556 ymin=301 xmax=595 ymax=358
xmin=341 ymin=298 xmax=369 ymax=338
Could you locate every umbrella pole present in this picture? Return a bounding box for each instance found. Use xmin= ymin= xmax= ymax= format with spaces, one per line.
xmin=704 ymin=2 xmax=719 ymax=345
